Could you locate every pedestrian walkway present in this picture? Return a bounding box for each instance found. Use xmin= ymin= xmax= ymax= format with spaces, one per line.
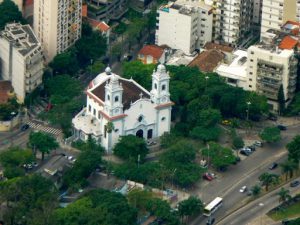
xmin=27 ymin=121 xmax=62 ymax=137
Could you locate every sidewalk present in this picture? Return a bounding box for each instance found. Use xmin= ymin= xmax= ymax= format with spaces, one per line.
xmin=247 ymin=215 xmax=280 ymax=225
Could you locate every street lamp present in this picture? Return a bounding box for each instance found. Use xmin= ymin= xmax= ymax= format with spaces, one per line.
xmin=171 ymin=168 xmax=177 ymax=190
xmin=246 ymin=101 xmax=251 ymax=121
xmin=205 ymin=76 xmax=209 ymax=91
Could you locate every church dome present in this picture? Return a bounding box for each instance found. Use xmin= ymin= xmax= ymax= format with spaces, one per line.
xmin=105 ymin=66 xmax=112 ymax=75
xmin=157 ymin=64 xmax=166 ymax=73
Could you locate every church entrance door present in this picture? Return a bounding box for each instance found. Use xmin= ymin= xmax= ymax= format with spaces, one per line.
xmin=147 ymin=129 xmax=153 ymax=139
xmin=136 ymin=129 xmax=144 ymax=138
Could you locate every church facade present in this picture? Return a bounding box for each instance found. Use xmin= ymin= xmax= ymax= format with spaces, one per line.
xmin=72 ymin=64 xmax=173 ymax=153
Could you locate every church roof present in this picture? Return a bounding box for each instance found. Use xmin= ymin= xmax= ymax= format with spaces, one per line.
xmin=89 ymin=73 xmax=150 ymax=110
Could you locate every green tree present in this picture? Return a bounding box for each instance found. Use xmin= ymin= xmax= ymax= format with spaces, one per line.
xmin=0 ymin=174 xmax=58 ymax=225
xmin=202 ymin=142 xmax=236 ymax=171
xmin=127 ymin=189 xmax=153 ymax=211
xmin=287 ymin=135 xmax=300 ymax=165
xmin=122 ymin=61 xmax=156 ymax=90
xmin=278 ymin=84 xmax=285 ymax=115
xmin=28 ymin=131 xmax=58 ymax=160
xmin=232 ymin=136 xmax=244 ymax=150
xmin=0 ymin=0 xmax=26 ymax=30
xmin=190 ymin=126 xmax=221 ymax=143
xmin=52 ymin=189 xmax=137 ymax=225
xmin=259 ymin=172 xmax=280 ymax=191
xmin=49 ymin=50 xmax=79 ymax=76
xmin=75 ymin=30 xmax=107 ymax=65
xmin=63 ymin=148 xmax=103 ymax=189
xmin=280 ymin=159 xmax=298 ymax=181
xmin=113 ymin=135 xmax=149 ymax=163
xmin=178 ymin=196 xmax=203 ymax=222
xmin=277 ymin=187 xmax=291 ymax=204
xmin=259 ymin=126 xmax=281 ymax=143
xmin=87 ymin=60 xmax=105 ymax=77
xmin=251 ymin=185 xmax=261 ymax=197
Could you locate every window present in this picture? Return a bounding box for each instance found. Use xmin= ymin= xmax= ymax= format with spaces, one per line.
xmin=162 ymin=84 xmax=166 ymax=91
xmin=98 ymin=111 xmax=101 ymax=119
xmin=115 ymin=96 xmax=119 ymax=102
xmin=249 ymin=85 xmax=252 ymax=88
xmin=115 ymin=129 xmax=119 ymax=133
xmin=93 ymin=109 xmax=96 ymax=116
xmin=154 ymin=83 xmax=157 ymax=89
xmin=88 ymin=105 xmax=91 ymax=112
xmin=138 ymin=115 xmax=143 ymax=122
xmin=161 ymin=117 xmax=166 ymax=121
xmin=107 ymin=95 xmax=110 ymax=100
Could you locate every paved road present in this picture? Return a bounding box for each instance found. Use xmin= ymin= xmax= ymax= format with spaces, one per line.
xmin=189 ymin=125 xmax=299 ymax=225
xmin=217 ymin=180 xmax=300 ymax=225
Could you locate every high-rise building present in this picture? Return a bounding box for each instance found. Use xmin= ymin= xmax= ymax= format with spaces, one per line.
xmin=155 ymin=0 xmax=213 ymax=54
xmin=211 ymin=0 xmax=253 ymax=47
xmin=0 ymin=23 xmax=44 ymax=103
xmin=261 ymin=0 xmax=298 ymax=35
xmin=33 ymin=0 xmax=82 ymax=62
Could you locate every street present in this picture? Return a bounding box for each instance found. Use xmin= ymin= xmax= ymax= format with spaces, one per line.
xmin=189 ymin=124 xmax=300 ymax=225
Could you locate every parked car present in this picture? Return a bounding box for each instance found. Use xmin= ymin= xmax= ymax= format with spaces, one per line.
xmin=290 ymin=180 xmax=300 ymax=187
xmin=269 ymin=162 xmax=278 ymax=170
xmin=203 ymin=172 xmax=214 ymax=181
xmin=240 ymin=150 xmax=251 ymax=156
xmin=32 ymin=162 xmax=39 ymax=167
xmin=277 ymin=125 xmax=287 ymax=131
xmin=239 ymin=186 xmax=247 ymax=193
xmin=206 ymin=217 xmax=215 ymax=225
xmin=20 ymin=124 xmax=29 ymax=131
xmin=248 ymin=145 xmax=256 ymax=151
xmin=247 ymin=190 xmax=253 ymax=196
xmin=268 ymin=115 xmax=278 ymax=121
xmin=147 ymin=140 xmax=157 ymax=146
xmin=253 ymin=141 xmax=263 ymax=147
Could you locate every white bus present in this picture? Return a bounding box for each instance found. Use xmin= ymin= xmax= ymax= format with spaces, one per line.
xmin=203 ymin=197 xmax=223 ymax=216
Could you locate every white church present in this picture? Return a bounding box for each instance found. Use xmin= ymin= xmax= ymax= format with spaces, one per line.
xmin=72 ymin=64 xmax=173 ymax=153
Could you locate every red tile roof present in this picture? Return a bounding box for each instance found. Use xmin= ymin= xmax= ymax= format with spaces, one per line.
xmin=139 ymin=45 xmax=164 ymax=60
xmin=87 ymin=18 xmax=110 ymax=32
xmin=188 ymin=49 xmax=224 ymax=72
xmin=91 ymin=77 xmax=150 ymax=110
xmin=279 ymin=36 xmax=298 ymax=50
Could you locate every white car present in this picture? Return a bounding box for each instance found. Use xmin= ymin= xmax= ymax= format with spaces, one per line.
xmin=67 ymin=156 xmax=73 ymax=160
xmin=240 ymin=186 xmax=247 ymax=193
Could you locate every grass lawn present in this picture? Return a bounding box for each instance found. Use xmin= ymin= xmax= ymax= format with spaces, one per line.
xmin=268 ymin=201 xmax=300 ymax=221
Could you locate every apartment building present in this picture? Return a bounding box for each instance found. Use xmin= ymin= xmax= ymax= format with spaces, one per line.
xmin=211 ymin=0 xmax=253 ymax=47
xmin=247 ymin=44 xmax=297 ymax=112
xmin=261 ymin=0 xmax=298 ymax=35
xmin=33 ymin=0 xmax=82 ymax=62
xmin=86 ymin=0 xmax=128 ymax=22
xmin=253 ymin=0 xmax=263 ymax=25
xmin=0 ymin=23 xmax=44 ymax=103
xmin=155 ymin=0 xmax=213 ymax=54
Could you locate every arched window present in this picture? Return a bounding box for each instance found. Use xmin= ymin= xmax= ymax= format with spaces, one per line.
xmin=154 ymin=83 xmax=157 ymax=89
xmin=107 ymin=95 xmax=110 ymax=100
xmin=115 ymin=96 xmax=119 ymax=102
xmin=161 ymin=117 xmax=166 ymax=121
xmin=138 ymin=115 xmax=143 ymax=122
xmin=162 ymin=84 xmax=166 ymax=91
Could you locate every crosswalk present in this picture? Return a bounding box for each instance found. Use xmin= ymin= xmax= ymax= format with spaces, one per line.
xmin=27 ymin=121 xmax=63 ymax=136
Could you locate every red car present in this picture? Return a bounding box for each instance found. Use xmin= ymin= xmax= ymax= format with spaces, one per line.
xmin=203 ymin=172 xmax=213 ymax=181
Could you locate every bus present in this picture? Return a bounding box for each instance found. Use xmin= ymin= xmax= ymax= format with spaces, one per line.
xmin=203 ymin=197 xmax=223 ymax=217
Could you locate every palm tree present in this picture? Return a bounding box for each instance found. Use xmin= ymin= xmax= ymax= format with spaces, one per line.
xmin=259 ymin=172 xmax=280 ymax=191
xmin=280 ymin=160 xmax=298 ymax=181
xmin=277 ymin=188 xmax=291 ymax=204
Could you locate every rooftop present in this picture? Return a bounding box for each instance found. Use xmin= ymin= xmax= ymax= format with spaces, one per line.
xmin=166 ymin=50 xmax=196 ymax=66
xmin=215 ymin=50 xmax=248 ymax=80
xmin=279 ymin=35 xmax=298 ymax=50
xmin=138 ymin=45 xmax=164 ymax=59
xmin=87 ymin=18 xmax=110 ymax=32
xmin=204 ymin=42 xmax=234 ymax=53
xmin=89 ymin=71 xmax=150 ymax=111
xmin=188 ymin=49 xmax=224 ymax=72
xmin=0 ymin=23 xmax=41 ymax=56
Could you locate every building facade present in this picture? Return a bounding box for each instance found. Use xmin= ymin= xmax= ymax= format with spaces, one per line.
xmin=33 ymin=0 xmax=82 ymax=62
xmin=86 ymin=0 xmax=128 ymax=22
xmin=211 ymin=0 xmax=253 ymax=47
xmin=155 ymin=1 xmax=213 ymax=54
xmin=72 ymin=65 xmax=173 ymax=152
xmin=0 ymin=23 xmax=44 ymax=103
xmin=247 ymin=45 xmax=297 ymax=112
xmin=260 ymin=0 xmax=298 ymax=35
